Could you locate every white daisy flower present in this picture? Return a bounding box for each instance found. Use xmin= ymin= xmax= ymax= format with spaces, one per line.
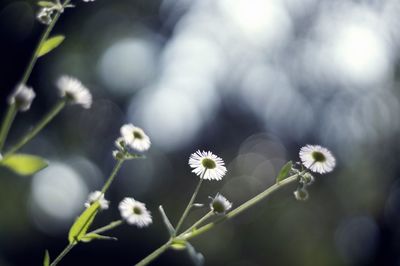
xmin=8 ymin=84 xmax=36 ymax=112
xmin=189 ymin=150 xmax=227 ymax=181
xmin=120 ymin=124 xmax=151 ymax=152
xmin=210 ymin=194 xmax=232 ymax=214
xmin=118 ymin=197 xmax=152 ymax=227
xmin=57 ymin=75 xmax=92 ymax=109
xmin=299 ymin=145 xmax=336 ymax=174
xmin=84 ymin=191 xmax=109 ymax=210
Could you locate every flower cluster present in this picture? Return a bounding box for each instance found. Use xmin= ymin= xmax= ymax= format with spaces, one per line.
xmin=113 ymin=124 xmax=151 ymax=159
xmin=292 ymin=144 xmax=336 ymax=201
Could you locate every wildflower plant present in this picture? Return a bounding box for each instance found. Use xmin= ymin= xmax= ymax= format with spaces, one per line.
xmin=0 ymin=0 xmax=338 ymax=265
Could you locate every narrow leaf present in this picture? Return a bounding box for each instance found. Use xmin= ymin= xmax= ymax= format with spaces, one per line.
xmin=38 ymin=35 xmax=65 ymax=57
xmin=186 ymin=242 xmax=204 ymax=266
xmin=43 ymin=250 xmax=50 ymax=266
xmin=38 ymin=1 xmax=55 ymax=7
xmin=159 ymin=205 xmax=175 ymax=236
xmin=68 ymin=201 xmax=100 ymax=244
xmin=276 ymin=161 xmax=293 ymax=183
xmin=81 ymin=233 xmax=117 ymax=243
xmin=1 ymin=153 xmax=48 ymax=176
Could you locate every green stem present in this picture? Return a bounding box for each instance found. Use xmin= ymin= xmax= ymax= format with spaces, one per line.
xmin=174 ymin=174 xmax=205 ymax=235
xmin=49 ymin=243 xmax=75 ymax=266
xmin=88 ymin=220 xmax=124 ymax=235
xmin=21 ymin=1 xmax=68 ymax=85
xmin=183 ymin=172 xmax=302 ymax=241
xmin=3 ymin=100 xmax=66 ymax=158
xmin=180 ymin=211 xmax=213 ymax=236
xmin=0 ymin=103 xmax=17 ymax=152
xmin=100 ymin=159 xmax=125 ymax=194
xmin=135 ymin=240 xmax=172 ymax=266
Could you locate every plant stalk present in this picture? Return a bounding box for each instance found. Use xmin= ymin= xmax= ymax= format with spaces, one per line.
xmin=183 ymin=173 xmax=302 ymax=240
xmin=4 ymin=100 xmax=66 ymax=158
xmin=174 ymin=174 xmax=205 ymax=235
xmin=49 ymin=243 xmax=75 ymax=266
xmin=0 ymin=103 xmax=17 ymax=153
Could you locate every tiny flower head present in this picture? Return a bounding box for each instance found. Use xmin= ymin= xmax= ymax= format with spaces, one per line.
xmin=189 ymin=150 xmax=227 ymax=181
xmin=57 ymin=75 xmax=92 ymax=109
xmin=210 ymin=194 xmax=232 ymax=214
xmin=84 ymin=191 xmax=109 ymax=210
xmin=118 ymin=197 xmax=152 ymax=227
xmin=8 ymin=84 xmax=36 ymax=112
xmin=294 ymin=188 xmax=309 ymax=201
xmin=37 ymin=7 xmax=54 ymax=25
xmin=120 ymin=124 xmax=151 ymax=152
xmin=299 ymin=145 xmax=336 ymax=174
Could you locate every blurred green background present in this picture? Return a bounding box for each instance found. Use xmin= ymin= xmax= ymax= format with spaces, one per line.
xmin=1 ymin=0 xmax=400 ymax=265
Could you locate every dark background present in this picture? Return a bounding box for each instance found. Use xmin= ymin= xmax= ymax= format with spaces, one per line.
xmin=1 ymin=0 xmax=400 ymax=265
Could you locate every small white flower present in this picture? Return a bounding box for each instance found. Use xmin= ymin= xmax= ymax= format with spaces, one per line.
xmin=37 ymin=7 xmax=54 ymax=25
xmin=210 ymin=194 xmax=232 ymax=214
xmin=57 ymin=75 xmax=92 ymax=109
xmin=299 ymin=145 xmax=336 ymax=174
xmin=189 ymin=150 xmax=227 ymax=181
xmin=84 ymin=191 xmax=109 ymax=210
xmin=8 ymin=84 xmax=36 ymax=112
xmin=118 ymin=197 xmax=152 ymax=227
xmin=120 ymin=124 xmax=151 ymax=152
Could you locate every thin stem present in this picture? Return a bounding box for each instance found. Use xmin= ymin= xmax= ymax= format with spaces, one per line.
xmin=49 ymin=243 xmax=75 ymax=266
xmin=100 ymin=159 xmax=125 ymax=194
xmin=21 ymin=1 xmax=68 ymax=85
xmin=183 ymin=172 xmax=302 ymax=241
xmin=135 ymin=240 xmax=172 ymax=266
xmin=0 ymin=103 xmax=17 ymax=152
xmin=4 ymin=100 xmax=66 ymax=158
xmin=88 ymin=220 xmax=124 ymax=235
xmin=174 ymin=174 xmax=205 ymax=235
xmin=180 ymin=211 xmax=213 ymax=236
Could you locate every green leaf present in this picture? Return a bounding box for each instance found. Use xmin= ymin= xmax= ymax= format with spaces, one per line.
xmin=0 ymin=153 xmax=48 ymax=176
xmin=68 ymin=201 xmax=100 ymax=244
xmin=81 ymin=233 xmax=117 ymax=243
xmin=37 ymin=35 xmax=65 ymax=57
xmin=276 ymin=161 xmax=293 ymax=183
xmin=159 ymin=205 xmax=175 ymax=236
xmin=38 ymin=1 xmax=55 ymax=7
xmin=170 ymin=239 xmax=187 ymax=250
xmin=43 ymin=250 xmax=50 ymax=266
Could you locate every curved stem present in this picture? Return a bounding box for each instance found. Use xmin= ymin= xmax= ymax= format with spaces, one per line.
xmin=88 ymin=220 xmax=124 ymax=235
xmin=4 ymin=100 xmax=66 ymax=158
xmin=182 ymin=173 xmax=302 ymax=241
xmin=135 ymin=240 xmax=172 ymax=266
xmin=49 ymin=243 xmax=75 ymax=266
xmin=100 ymin=159 xmax=125 ymax=194
xmin=174 ymin=174 xmax=205 ymax=235
xmin=0 ymin=103 xmax=17 ymax=153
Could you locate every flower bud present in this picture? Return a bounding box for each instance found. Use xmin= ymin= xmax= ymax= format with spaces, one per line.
xmin=294 ymin=188 xmax=309 ymax=201
xmin=8 ymin=84 xmax=36 ymax=112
